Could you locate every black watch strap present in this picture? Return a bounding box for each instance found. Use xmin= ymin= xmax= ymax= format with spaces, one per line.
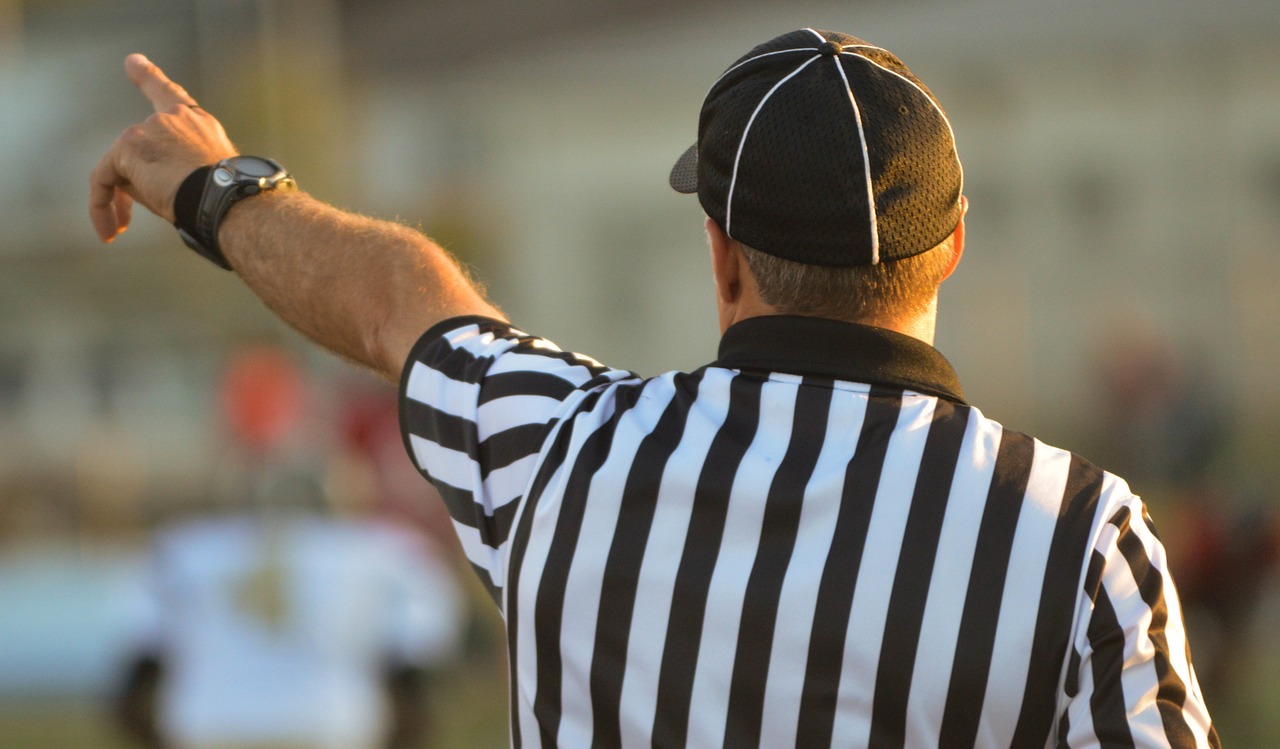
xmin=173 ymin=156 xmax=295 ymax=271
xmin=174 ymin=166 xmax=224 ymax=266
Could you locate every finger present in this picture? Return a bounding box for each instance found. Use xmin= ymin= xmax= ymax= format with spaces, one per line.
xmin=125 ymin=53 xmax=197 ymax=113
xmin=114 ymin=188 xmax=134 ymax=236
xmin=89 ymin=151 xmax=129 ymax=242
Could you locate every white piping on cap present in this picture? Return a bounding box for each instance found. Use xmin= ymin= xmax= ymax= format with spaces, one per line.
xmin=840 ymin=44 xmax=965 ymax=200
xmin=708 ymin=47 xmax=820 ymax=92
xmin=724 ymin=54 xmax=820 ymax=236
xmin=830 ymin=53 xmax=880 ymax=264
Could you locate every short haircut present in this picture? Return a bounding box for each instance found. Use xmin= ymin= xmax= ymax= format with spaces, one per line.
xmin=740 ymin=234 xmax=955 ymax=324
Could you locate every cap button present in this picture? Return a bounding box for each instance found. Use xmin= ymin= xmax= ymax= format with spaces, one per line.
xmin=817 ymin=41 xmax=843 ymax=56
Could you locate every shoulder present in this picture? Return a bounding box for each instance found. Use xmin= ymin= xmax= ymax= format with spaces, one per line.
xmin=966 ymin=409 xmax=1140 ymax=541
xmin=400 ymin=315 xmax=644 ymax=406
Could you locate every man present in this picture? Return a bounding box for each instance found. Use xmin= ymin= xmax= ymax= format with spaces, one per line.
xmin=115 ymin=479 xmax=464 ymax=749
xmin=114 ymin=350 xmax=464 ymax=749
xmin=91 ymin=27 xmax=1218 ymax=748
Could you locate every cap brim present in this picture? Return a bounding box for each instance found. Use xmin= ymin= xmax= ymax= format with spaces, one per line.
xmin=669 ymin=143 xmax=698 ymax=193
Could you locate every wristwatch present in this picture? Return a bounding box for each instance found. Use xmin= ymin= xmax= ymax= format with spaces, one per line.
xmin=176 ymin=156 xmax=296 ymax=270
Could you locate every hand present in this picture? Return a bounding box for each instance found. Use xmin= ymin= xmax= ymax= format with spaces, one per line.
xmin=89 ymin=54 xmax=238 ymax=243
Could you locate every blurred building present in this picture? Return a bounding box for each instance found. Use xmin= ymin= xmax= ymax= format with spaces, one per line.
xmin=2 ymin=0 xmax=1279 ymax=470
xmin=1 ymin=0 xmax=1279 ymax=739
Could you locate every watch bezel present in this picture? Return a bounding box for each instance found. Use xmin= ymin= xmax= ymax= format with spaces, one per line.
xmin=181 ymin=156 xmax=295 ymax=270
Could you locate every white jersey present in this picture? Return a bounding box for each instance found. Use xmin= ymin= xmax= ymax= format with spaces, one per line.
xmin=130 ymin=514 xmax=462 ymax=749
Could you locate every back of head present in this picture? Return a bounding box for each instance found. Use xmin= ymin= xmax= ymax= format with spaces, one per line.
xmin=740 ymin=234 xmax=956 ymax=325
xmin=670 ymin=28 xmax=964 ymax=324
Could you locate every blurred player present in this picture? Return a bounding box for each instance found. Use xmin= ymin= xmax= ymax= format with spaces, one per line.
xmin=115 ymin=471 xmax=463 ymax=749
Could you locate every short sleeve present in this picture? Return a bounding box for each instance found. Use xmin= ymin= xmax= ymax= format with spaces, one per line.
xmin=398 ymin=315 xmax=635 ymax=604
xmin=1057 ymin=492 xmax=1220 ymax=748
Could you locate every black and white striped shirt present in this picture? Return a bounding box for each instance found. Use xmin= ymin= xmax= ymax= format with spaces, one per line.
xmin=399 ymin=314 xmax=1219 ymax=748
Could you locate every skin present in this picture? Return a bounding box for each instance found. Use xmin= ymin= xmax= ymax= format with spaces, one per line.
xmin=90 ymin=55 xmax=501 ymax=382
xmin=705 ymin=208 xmax=966 ymax=344
xmin=90 ymin=55 xmax=964 ymax=382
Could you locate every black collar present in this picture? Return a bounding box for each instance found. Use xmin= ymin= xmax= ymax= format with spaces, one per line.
xmin=713 ymin=316 xmax=966 ymax=404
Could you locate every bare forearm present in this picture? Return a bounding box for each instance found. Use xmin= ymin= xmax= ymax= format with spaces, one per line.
xmin=220 ymin=190 xmax=503 ymax=381
xmin=90 ymin=54 xmax=502 ymax=379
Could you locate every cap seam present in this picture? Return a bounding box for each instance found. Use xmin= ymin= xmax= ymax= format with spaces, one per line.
xmin=710 ymin=47 xmax=822 ymax=92
xmin=830 ymin=55 xmax=880 ymax=264
xmin=801 ymin=27 xmax=827 ymax=44
xmin=725 ymin=54 xmax=820 ymax=237
xmin=839 ymin=48 xmax=965 ymax=200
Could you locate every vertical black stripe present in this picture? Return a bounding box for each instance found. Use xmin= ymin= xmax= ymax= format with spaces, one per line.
xmin=938 ymin=429 xmax=1035 ymax=748
xmin=795 ymin=388 xmax=904 ymax=747
xmin=1110 ymin=505 xmax=1194 ymax=744
xmin=1085 ymin=552 xmax=1137 ymax=747
xmin=723 ymin=379 xmax=835 ymax=748
xmin=868 ymin=401 xmax=972 ymax=749
xmin=1058 ymin=644 xmax=1083 ymax=745
xmin=532 ymin=388 xmax=642 ymax=746
xmin=1009 ymin=455 xmax=1105 ymax=748
xmin=505 ymin=392 xmax=604 ymax=748
xmin=589 ymin=373 xmax=705 ymax=749
xmin=651 ymin=374 xmax=764 ymax=749
xmin=1060 ymin=551 xmax=1105 ymax=745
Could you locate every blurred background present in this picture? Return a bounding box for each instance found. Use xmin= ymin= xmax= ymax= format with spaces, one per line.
xmin=1 ymin=0 xmax=1278 ymax=746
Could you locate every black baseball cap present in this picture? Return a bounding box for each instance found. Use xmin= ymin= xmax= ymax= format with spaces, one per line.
xmin=670 ymin=28 xmax=964 ymax=266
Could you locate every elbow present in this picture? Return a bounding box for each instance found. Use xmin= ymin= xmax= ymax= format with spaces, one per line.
xmin=365 ymin=301 xmax=409 ymax=383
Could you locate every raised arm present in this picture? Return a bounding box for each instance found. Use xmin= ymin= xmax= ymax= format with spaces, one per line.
xmin=89 ymin=54 xmax=503 ymax=381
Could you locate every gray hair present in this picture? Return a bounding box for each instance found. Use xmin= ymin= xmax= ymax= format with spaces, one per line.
xmin=739 ymin=235 xmax=954 ymax=324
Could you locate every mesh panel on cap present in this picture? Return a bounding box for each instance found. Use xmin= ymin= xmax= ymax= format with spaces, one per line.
xmin=841 ymin=49 xmax=964 ymax=261
xmin=683 ymin=28 xmax=963 ymax=267
xmin=728 ymin=56 xmax=876 ymax=265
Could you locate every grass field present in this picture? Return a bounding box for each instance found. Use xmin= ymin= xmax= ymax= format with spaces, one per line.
xmin=0 ymin=657 xmax=510 ymax=749
xmin=1 ymin=590 xmax=1275 ymax=748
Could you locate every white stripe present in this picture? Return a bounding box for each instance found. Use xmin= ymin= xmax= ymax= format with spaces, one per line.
xmin=830 ymin=54 xmax=880 ymax=264
xmin=801 ymin=27 xmax=827 ymax=44
xmin=685 ymin=377 xmax=798 ymax=748
xmin=758 ymin=387 xmax=870 ymax=746
xmin=725 ymin=56 xmax=820 ymax=235
xmin=476 ymin=394 xmax=565 ymax=440
xmin=829 ymin=394 xmax=938 ymax=745
xmin=408 ymin=433 xmax=478 ymax=490
xmin=487 ymin=349 xmax=601 ymax=380
xmin=617 ymin=368 xmax=736 ymax=749
xmin=449 ymin=518 xmax=504 ymax=587
xmin=904 ymin=410 xmax=1001 ymax=748
xmin=404 ymin=359 xmax=480 ymax=419
xmin=1063 ymin=639 xmax=1103 ymax=747
xmin=481 ymin=453 xmax=541 ymax=510
xmin=1096 ymin=514 xmax=1173 ymax=747
xmin=708 ymin=46 xmax=820 ymax=91
xmin=511 ymin=462 xmax=565 ymax=749
xmin=554 ymin=380 xmax=678 ymax=748
xmin=511 ymin=401 xmax=619 ymax=749
xmin=978 ymin=438 xmax=1073 ymax=746
xmin=1118 ymin=494 xmax=1216 ymax=746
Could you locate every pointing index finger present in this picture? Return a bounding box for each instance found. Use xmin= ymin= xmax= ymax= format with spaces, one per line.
xmin=125 ymin=53 xmax=197 ymax=113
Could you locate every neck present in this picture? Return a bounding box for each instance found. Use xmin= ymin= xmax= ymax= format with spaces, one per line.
xmin=722 ymin=301 xmax=939 ymax=347
xmin=856 ymin=296 xmax=938 ymax=345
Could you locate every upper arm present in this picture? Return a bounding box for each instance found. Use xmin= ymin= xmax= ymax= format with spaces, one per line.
xmin=220 ymin=192 xmax=505 ymax=382
xmin=1058 ymin=495 xmax=1220 ymax=748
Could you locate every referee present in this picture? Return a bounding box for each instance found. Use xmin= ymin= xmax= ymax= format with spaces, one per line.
xmin=91 ymin=28 xmax=1219 ymax=749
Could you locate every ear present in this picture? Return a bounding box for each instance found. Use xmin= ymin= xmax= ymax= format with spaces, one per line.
xmin=940 ymin=195 xmax=967 ymax=282
xmin=706 ymin=217 xmax=742 ymax=306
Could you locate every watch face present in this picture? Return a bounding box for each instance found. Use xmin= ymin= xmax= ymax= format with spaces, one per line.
xmin=230 ymin=157 xmax=283 ymax=178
